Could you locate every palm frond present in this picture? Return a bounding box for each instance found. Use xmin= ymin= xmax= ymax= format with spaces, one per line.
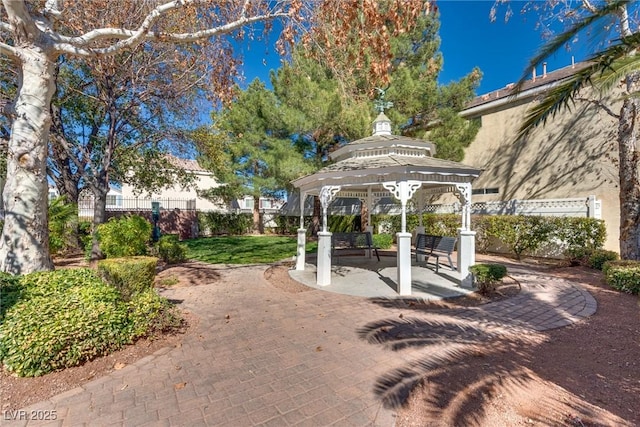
xmin=517 ymin=31 xmax=640 ymax=141
xmin=515 ymin=0 xmax=631 ymax=91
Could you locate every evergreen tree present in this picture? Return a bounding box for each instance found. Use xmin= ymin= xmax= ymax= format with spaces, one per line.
xmin=201 ymin=79 xmax=312 ymax=233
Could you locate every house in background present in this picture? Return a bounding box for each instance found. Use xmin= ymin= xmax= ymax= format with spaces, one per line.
xmin=458 ymin=61 xmax=620 ymax=251
xmin=119 ymin=157 xmax=227 ymax=212
xmin=75 ymin=156 xmax=284 ymax=220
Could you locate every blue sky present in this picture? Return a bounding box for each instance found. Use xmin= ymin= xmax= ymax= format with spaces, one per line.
xmin=237 ymin=1 xmax=591 ymax=96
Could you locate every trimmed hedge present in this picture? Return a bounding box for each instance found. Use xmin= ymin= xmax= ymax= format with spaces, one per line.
xmin=0 ymin=268 xmax=180 ymax=377
xmin=587 ymin=249 xmax=619 ymax=270
xmin=198 ymin=211 xmax=252 ymax=236
xmin=97 ymin=256 xmax=158 ymax=301
xmin=0 ymin=269 xmax=130 ymax=377
xmin=603 ymin=260 xmax=640 ymax=294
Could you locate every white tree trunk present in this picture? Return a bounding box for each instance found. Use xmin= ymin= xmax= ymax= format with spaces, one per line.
xmin=0 ymin=48 xmax=55 ymax=274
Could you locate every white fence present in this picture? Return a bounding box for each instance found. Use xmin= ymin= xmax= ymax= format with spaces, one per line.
xmin=367 ymin=195 xmax=602 ymax=219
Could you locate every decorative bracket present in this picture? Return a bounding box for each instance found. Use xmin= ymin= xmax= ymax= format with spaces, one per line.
xmin=454 ymin=183 xmax=472 ymax=230
xmin=383 ymin=180 xmax=422 ymax=204
xmin=319 ymin=185 xmax=341 ymax=232
xmin=319 ymin=185 xmax=341 ymax=209
xmin=454 ymin=183 xmax=471 ymax=206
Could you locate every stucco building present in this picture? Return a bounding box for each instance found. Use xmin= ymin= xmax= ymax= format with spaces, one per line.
xmin=459 ymin=62 xmax=620 ymax=251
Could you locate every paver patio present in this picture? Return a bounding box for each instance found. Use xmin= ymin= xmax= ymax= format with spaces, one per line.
xmin=6 ymin=256 xmax=596 ymax=427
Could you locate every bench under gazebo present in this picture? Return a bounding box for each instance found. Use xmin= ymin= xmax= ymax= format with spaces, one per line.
xmin=290 ymin=109 xmax=482 ymax=296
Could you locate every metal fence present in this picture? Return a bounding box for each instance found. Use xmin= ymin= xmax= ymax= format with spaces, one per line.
xmin=78 ymin=197 xmax=196 ymax=218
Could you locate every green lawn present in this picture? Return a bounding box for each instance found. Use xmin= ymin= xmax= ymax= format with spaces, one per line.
xmin=184 ymin=235 xmax=318 ymax=264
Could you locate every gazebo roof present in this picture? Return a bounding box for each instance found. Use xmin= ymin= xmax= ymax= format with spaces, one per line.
xmin=292 ymin=112 xmax=482 ymax=195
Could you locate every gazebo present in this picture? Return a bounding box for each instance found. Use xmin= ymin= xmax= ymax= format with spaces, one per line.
xmin=291 ymin=110 xmax=482 ymax=296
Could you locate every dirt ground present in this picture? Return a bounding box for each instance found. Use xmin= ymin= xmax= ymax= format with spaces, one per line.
xmin=1 ymin=257 xmax=639 ymax=427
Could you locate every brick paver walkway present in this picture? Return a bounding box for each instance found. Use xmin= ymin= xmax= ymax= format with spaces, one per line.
xmin=5 ymin=263 xmax=596 ymax=427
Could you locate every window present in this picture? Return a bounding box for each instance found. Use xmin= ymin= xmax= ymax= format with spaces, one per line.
xmin=472 ymin=188 xmax=499 ymax=195
xmin=106 ymin=195 xmax=117 ymax=206
xmin=260 ymin=199 xmax=273 ymax=209
xmin=244 ymin=197 xmax=254 ymax=209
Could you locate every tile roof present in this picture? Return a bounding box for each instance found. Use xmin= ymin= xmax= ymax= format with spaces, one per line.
xmin=465 ymin=61 xmax=592 ymax=110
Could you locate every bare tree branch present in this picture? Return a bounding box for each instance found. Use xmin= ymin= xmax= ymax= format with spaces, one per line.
xmin=52 ymin=1 xmax=290 ymax=57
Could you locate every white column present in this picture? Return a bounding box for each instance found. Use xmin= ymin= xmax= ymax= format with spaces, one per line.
xmin=296 ymin=228 xmax=306 ymax=271
xmin=457 ymin=229 xmax=476 ymax=288
xmin=317 ymin=231 xmax=332 ymax=286
xmin=396 ymin=232 xmax=413 ymax=295
xmin=383 ymin=181 xmax=422 ymax=297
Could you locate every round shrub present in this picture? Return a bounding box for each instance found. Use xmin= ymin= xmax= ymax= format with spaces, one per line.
xmin=157 ymin=235 xmax=187 ymax=264
xmin=97 ymin=256 xmax=158 ymax=301
xmin=588 ymin=249 xmax=619 ymax=271
xmin=469 ymin=263 xmax=508 ymax=294
xmin=0 ymin=269 xmax=130 ymax=377
xmin=97 ymin=215 xmax=152 ymax=258
xmin=603 ymin=260 xmax=640 ymax=294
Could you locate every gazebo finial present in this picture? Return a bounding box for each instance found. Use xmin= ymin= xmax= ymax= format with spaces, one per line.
xmin=374 ymin=86 xmax=393 ymax=114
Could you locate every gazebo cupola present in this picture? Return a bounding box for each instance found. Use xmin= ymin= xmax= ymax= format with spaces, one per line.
xmin=373 ymin=112 xmax=392 ymax=135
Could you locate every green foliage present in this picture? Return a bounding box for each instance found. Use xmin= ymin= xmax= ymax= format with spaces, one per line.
xmin=328 ymin=215 xmax=360 ymax=232
xmin=372 ymin=234 xmax=393 ymax=249
xmin=0 ymin=272 xmax=22 ymax=320
xmin=156 ymin=235 xmax=187 ymax=264
xmin=587 ymin=249 xmax=619 ymax=271
xmin=0 ymin=268 xmax=181 ymax=377
xmin=97 ymin=256 xmax=158 ymax=301
xmin=48 ymin=196 xmax=78 ymax=255
xmin=97 ymin=215 xmax=152 ymax=258
xmin=127 ymin=288 xmax=182 ymax=338
xmin=197 ymin=211 xmax=252 ymax=236
xmin=469 ymin=263 xmax=508 ymax=294
xmin=0 ymin=269 xmax=130 ymax=377
xmin=201 ymin=79 xmax=313 ymax=232
xmin=185 ymin=235 xmax=318 ymax=264
xmin=372 ymin=213 xmax=461 ymax=237
xmin=602 ymin=260 xmax=640 ymax=295
xmin=274 ymin=215 xmax=314 ymax=235
xmin=483 ymin=215 xmax=554 ymax=260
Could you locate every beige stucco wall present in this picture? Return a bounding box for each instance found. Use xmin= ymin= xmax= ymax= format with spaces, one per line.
xmin=460 ymin=88 xmax=621 ymax=252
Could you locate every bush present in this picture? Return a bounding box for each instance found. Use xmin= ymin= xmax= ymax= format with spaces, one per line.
xmin=0 ymin=272 xmax=22 ymax=319
xmin=198 ymin=211 xmax=252 ymax=236
xmin=603 ymin=260 xmax=640 ymax=294
xmin=485 ymin=215 xmax=553 ymax=260
xmin=97 ymin=215 xmax=152 ymax=257
xmin=48 ymin=196 xmax=78 ymax=255
xmin=127 ymin=288 xmax=182 ymax=338
xmin=0 ymin=269 xmax=131 ymax=377
xmin=372 ymin=233 xmax=393 ymax=249
xmin=97 ymin=256 xmax=158 ymax=301
xmin=156 ymin=235 xmax=187 ymax=264
xmin=469 ymin=263 xmax=508 ymax=294
xmin=587 ymin=249 xmax=619 ymax=271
